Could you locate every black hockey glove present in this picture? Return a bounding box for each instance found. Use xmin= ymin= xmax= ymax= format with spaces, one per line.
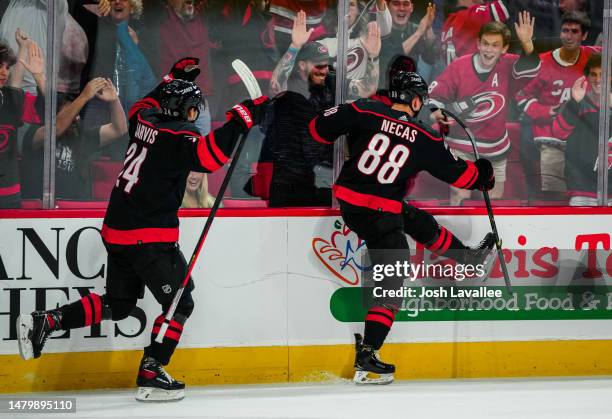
xmin=168 ymin=57 xmax=201 ymax=82
xmin=474 ymin=158 xmax=495 ymax=191
xmin=226 ymin=96 xmax=270 ymax=131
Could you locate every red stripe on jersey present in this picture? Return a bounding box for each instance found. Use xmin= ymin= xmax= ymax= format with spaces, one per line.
xmin=349 ymin=102 xmax=443 ymax=142
xmin=427 ymin=227 xmax=448 ymax=252
xmin=81 ymin=295 xmax=93 ymax=326
xmin=129 ymin=97 xmax=160 ymax=119
xmin=365 ymin=313 xmax=393 ymax=327
xmin=490 ymin=0 xmax=510 ymax=22
xmin=452 ymin=161 xmax=478 ymax=189
xmin=101 ymin=224 xmax=179 ymax=244
xmin=334 ymin=185 xmax=403 ymax=213
xmin=196 ymin=134 xmax=223 ymax=172
xmin=0 ymin=184 xmax=21 ymax=196
xmin=309 ymin=117 xmax=333 ymax=144
xmin=206 ymin=130 xmax=230 ymax=165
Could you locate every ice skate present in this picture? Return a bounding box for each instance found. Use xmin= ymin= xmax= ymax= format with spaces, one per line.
xmin=136 ymin=356 xmax=185 ymax=402
xmin=353 ymin=334 xmax=395 ymax=385
xmin=464 ymin=232 xmax=496 ymax=277
xmin=17 ymin=310 xmax=62 ymax=360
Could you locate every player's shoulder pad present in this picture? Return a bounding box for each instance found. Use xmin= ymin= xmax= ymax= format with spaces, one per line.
xmin=152 ymin=117 xmax=201 ymax=138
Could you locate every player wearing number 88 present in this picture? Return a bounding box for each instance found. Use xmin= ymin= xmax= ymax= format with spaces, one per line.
xmin=309 ymin=70 xmax=495 ymax=385
xmin=16 ymin=69 xmax=269 ymax=402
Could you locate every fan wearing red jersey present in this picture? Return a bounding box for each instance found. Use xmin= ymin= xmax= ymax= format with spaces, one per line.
xmin=309 ymin=71 xmax=495 ymax=384
xmin=16 ymin=77 xmax=268 ymax=402
xmin=441 ymin=0 xmax=509 ymax=67
xmin=516 ymin=12 xmax=600 ymax=194
xmin=430 ymin=13 xmax=540 ymax=205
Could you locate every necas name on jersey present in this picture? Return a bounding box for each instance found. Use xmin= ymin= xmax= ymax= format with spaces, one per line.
xmin=380 ymin=119 xmax=418 ymax=142
xmin=134 ymin=122 xmax=159 ymax=145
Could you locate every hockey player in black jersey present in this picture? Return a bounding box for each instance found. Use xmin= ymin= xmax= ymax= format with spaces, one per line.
xmin=371 ymin=54 xmax=495 ymax=273
xmin=16 ymin=73 xmax=268 ymax=401
xmin=309 ymin=71 xmax=496 ymax=384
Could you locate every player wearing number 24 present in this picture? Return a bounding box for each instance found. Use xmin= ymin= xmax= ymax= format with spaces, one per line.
xmin=309 ymin=70 xmax=495 ymax=384
xmin=16 ymin=57 xmax=269 ymax=402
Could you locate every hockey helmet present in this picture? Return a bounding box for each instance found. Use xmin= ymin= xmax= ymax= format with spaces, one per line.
xmin=159 ymin=79 xmax=203 ymax=120
xmin=388 ymin=71 xmax=428 ymax=105
xmin=387 ymin=55 xmax=416 ymax=82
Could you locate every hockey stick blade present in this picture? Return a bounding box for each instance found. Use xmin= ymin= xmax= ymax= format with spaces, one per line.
xmin=439 ymin=108 xmax=513 ymax=294
xmin=231 ymin=59 xmax=262 ymax=99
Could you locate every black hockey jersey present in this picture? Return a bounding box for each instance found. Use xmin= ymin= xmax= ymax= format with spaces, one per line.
xmin=309 ymin=99 xmax=482 ymax=213
xmin=101 ymin=94 xmax=246 ymax=245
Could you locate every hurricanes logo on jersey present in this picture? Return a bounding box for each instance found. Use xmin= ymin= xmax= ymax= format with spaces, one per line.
xmin=346 ymin=46 xmax=366 ymax=73
xmin=0 ymin=125 xmax=14 ymax=152
xmin=465 ymin=91 xmax=506 ymax=124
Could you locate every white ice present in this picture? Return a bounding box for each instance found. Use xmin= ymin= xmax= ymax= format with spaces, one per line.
xmin=3 ymin=377 xmax=612 ymax=419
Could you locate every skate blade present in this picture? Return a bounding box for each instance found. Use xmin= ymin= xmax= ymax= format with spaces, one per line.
xmin=16 ymin=314 xmax=34 ymax=361
xmin=353 ymin=370 xmax=394 ymax=385
xmin=135 ymin=387 xmax=185 ymax=402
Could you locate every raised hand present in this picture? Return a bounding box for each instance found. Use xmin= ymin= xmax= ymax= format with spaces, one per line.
xmin=362 ymin=21 xmax=381 ymax=58
xmin=514 ymin=11 xmax=535 ymax=53
xmin=571 ymin=75 xmax=588 ymax=103
xmin=291 ymin=10 xmax=314 ymax=49
xmin=98 ymin=0 xmax=111 ymax=17
xmin=96 ymin=79 xmax=120 ymax=102
xmin=82 ymin=77 xmax=108 ymax=101
xmin=417 ymin=3 xmax=435 ymax=36
xmin=21 ymin=41 xmax=45 ymax=76
xmin=15 ymin=28 xmax=30 ymax=50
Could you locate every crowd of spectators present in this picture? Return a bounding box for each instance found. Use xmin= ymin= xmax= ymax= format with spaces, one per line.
xmin=0 ymin=0 xmax=608 ymax=209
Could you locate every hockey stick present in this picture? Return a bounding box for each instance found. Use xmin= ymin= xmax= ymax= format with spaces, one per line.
xmin=439 ymin=108 xmax=513 ymax=294
xmin=155 ymin=60 xmax=262 ymax=343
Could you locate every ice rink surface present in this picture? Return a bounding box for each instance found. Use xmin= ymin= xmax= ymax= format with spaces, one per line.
xmin=3 ymin=377 xmax=612 ymax=419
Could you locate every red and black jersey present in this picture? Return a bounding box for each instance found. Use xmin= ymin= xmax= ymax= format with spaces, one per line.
xmin=516 ymin=45 xmax=600 ymax=146
xmin=0 ymin=87 xmax=25 ymax=202
xmin=429 ymin=52 xmax=540 ymax=158
xmin=309 ymin=99 xmax=483 ymax=213
xmin=101 ymin=94 xmax=246 ymax=245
